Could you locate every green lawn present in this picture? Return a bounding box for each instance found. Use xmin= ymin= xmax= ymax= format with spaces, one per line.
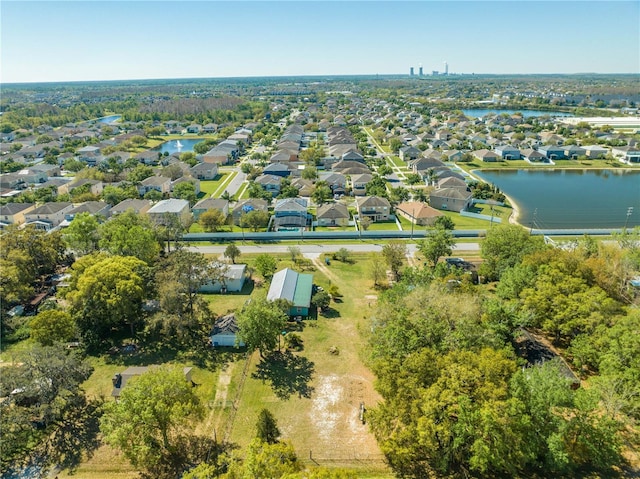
xmin=226 ymin=253 xmax=390 ymax=473
xmin=387 ymin=155 xmax=407 ymax=168
xmin=364 ymin=220 xmax=400 ymax=231
xmin=458 ymin=159 xmax=638 ymax=173
xmin=198 ymin=173 xmax=229 ymax=197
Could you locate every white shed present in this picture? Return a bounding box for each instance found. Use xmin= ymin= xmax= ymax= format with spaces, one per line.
xmin=211 ymin=313 xmax=244 ymax=347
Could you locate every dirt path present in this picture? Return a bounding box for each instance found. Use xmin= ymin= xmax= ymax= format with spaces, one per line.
xmin=310 ymin=257 xmax=342 ymax=285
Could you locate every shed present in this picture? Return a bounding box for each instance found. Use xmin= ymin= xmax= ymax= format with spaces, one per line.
xmin=210 ymin=313 xmax=244 ymax=347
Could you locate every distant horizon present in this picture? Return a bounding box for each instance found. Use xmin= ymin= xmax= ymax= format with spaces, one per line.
xmin=2 ymin=1 xmax=638 ymax=84
xmin=2 ymin=71 xmax=638 ymax=87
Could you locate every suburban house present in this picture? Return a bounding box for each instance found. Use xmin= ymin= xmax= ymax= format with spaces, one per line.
xmin=399 ymin=146 xmax=422 ymax=161
xmin=0 ymin=203 xmax=36 ymax=228
xmin=473 ymin=149 xmax=501 ymax=162
xmin=538 ymin=146 xmax=566 ymax=160
xmin=494 ymin=146 xmax=521 ymax=160
xmin=210 ymin=313 xmax=244 ymax=348
xmin=521 ymin=148 xmax=548 ymax=162
xmin=255 ymin=174 xmax=283 ymax=197
xmin=582 ymin=144 xmax=609 ymax=159
xmin=137 ymin=175 xmax=172 ymax=196
xmin=263 ymin=162 xmax=292 ymax=177
xmin=395 ymin=201 xmax=443 ymax=226
xmin=63 ymin=201 xmax=111 ymax=223
xmin=612 ymin=146 xmax=640 ymax=164
xmin=350 ymin=173 xmax=373 ymax=196
xmin=269 ymin=150 xmax=292 ymax=164
xmin=563 ymin=145 xmax=586 ymax=159
xmin=202 ymin=123 xmax=218 ymax=134
xmin=356 ymin=196 xmax=391 ymax=222
xmin=199 ymin=264 xmax=248 ymax=293
xmin=58 ymin=179 xmax=104 ymax=196
xmin=202 ymin=141 xmax=239 ymax=164
xmin=410 ymin=157 xmax=445 ymax=174
xmin=320 ymin=172 xmax=347 ymax=196
xmin=192 ymin=198 xmax=229 ymax=220
xmin=429 ymin=188 xmax=473 ymax=212
xmin=110 ymin=199 xmax=153 ymax=216
xmin=190 ymin=162 xmax=219 ymax=180
xmin=24 ymin=202 xmax=74 ymax=230
xmin=147 ymin=199 xmax=191 ymax=226
xmin=111 ymin=366 xmax=193 ymax=400
xmin=291 ymin=178 xmax=314 ymax=197
xmin=341 ymin=150 xmax=365 ymax=163
xmin=267 ymin=268 xmax=314 ymax=318
xmin=316 ymin=202 xmax=350 ymax=227
xmin=186 ymin=124 xmax=202 ymax=134
xmin=171 ymin=176 xmax=201 ymax=196
xmin=231 ymin=199 xmax=269 ymax=225
xmin=437 ymin=176 xmax=469 ymax=191
xmin=273 ymin=198 xmax=309 ymax=230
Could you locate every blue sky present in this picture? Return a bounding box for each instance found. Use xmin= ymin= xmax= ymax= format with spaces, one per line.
xmin=1 ymin=1 xmax=638 ymax=83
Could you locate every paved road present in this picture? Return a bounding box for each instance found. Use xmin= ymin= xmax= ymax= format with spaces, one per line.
xmin=219 ymin=168 xmax=246 ymax=197
xmin=187 ymin=242 xmax=481 ymax=258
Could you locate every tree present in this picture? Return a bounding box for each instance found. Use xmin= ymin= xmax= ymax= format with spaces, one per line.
xmin=389 ymin=138 xmax=403 ymax=153
xmin=334 ymin=247 xmax=351 ymax=263
xmin=127 ymin=164 xmax=154 ymax=183
xmin=241 ymin=210 xmax=270 ymax=232
xmin=370 ymin=253 xmax=387 ymax=287
xmin=301 ymin=165 xmax=318 ymax=180
xmin=311 ymin=183 xmax=332 ymax=205
xmin=67 ymin=255 xmax=149 ymax=348
xmin=237 ymin=296 xmax=287 ymax=358
xmin=173 ymin=181 xmax=197 ymax=205
xmin=224 ymin=244 xmax=241 ymax=264
xmin=480 ymin=224 xmax=546 ymax=280
xmin=288 ymin=246 xmax=301 ymax=264
xmin=434 ymin=215 xmax=455 ymax=230
xmin=418 ymin=225 xmax=456 ymax=267
xmin=256 ymin=409 xmax=280 ymax=444
xmin=100 ymin=367 xmax=204 ymax=478
xmin=199 ymin=209 xmax=227 ymax=232
xmin=226 ymin=438 xmax=300 ymax=478
xmin=312 ymin=291 xmax=331 ymax=312
xmin=377 ymin=164 xmax=393 ymax=176
xmin=64 ymin=212 xmax=101 ymax=255
xmin=382 ymin=241 xmax=407 ymax=280
xmin=99 ymin=210 xmax=160 ymax=264
xmin=254 ymin=254 xmax=277 ymax=280
xmin=0 ymin=345 xmax=96 ymax=472
xmin=360 ymin=216 xmax=372 ymax=231
xmin=29 ymin=310 xmax=76 ymax=346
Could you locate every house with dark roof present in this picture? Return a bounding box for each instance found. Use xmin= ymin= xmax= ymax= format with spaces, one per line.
xmin=316 ymin=203 xmax=350 ymax=227
xmin=538 ymin=146 xmax=566 ymax=160
xmin=210 ymin=313 xmax=244 ymax=347
xmin=267 ymin=268 xmax=314 ymax=318
xmin=273 ymin=198 xmax=309 ymax=230
xmin=399 ymin=146 xmax=422 ymax=161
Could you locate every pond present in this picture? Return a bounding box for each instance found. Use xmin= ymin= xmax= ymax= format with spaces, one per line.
xmin=97 ymin=115 xmax=121 ymax=124
xmin=462 ymin=109 xmax=573 ymax=118
xmin=473 ymin=169 xmax=640 ymax=229
xmin=152 ymin=138 xmax=203 ymax=155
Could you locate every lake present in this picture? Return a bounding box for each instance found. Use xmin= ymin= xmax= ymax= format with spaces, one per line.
xmin=97 ymin=115 xmax=121 ymax=124
xmin=152 ymin=138 xmax=203 ymax=155
xmin=462 ymin=109 xmax=573 ymax=118
xmin=473 ymin=169 xmax=640 ymax=229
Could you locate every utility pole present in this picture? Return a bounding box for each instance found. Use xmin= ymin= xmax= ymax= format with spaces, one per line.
xmin=625 ymin=206 xmax=634 ymax=230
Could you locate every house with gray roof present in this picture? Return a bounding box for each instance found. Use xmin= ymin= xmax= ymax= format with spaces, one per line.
xmin=267 ymin=268 xmax=314 ymax=318
xmin=64 ymin=201 xmax=111 ymax=222
xmin=138 ymin=175 xmax=171 ymax=196
xmin=231 ymin=198 xmax=269 ymax=225
xmin=111 ymin=199 xmax=153 ymax=216
xmin=356 ymin=196 xmax=391 ymax=222
xmin=521 ymin=148 xmax=548 ymax=162
xmin=192 ymin=198 xmax=229 ymax=220
xmin=316 ymin=202 xmax=350 ymax=227
xmin=273 ymin=198 xmax=309 ymax=230
xmin=429 ymin=188 xmax=472 ymax=212
xmin=494 ymin=146 xmax=521 ymax=160
xmin=190 ymin=162 xmax=219 ymax=180
xmin=200 ymin=263 xmax=247 ymax=294
xmin=0 ymin=203 xmax=36 ymax=228
xmin=24 ymin=202 xmax=74 ymax=230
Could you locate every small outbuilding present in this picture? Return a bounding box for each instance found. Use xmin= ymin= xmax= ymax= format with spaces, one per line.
xmin=210 ymin=313 xmax=244 ymax=347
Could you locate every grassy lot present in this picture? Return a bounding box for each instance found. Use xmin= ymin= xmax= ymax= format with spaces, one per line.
xmin=387 ymin=155 xmax=407 ymax=168
xmin=458 ymin=159 xmax=639 ymax=173
xmin=313 ymin=225 xmax=357 ymax=232
xmin=363 ymin=220 xmax=400 ymax=231
xmin=225 ymin=253 xmax=390 ymax=473
xmin=198 ymin=173 xmax=229 ymax=198
xmin=211 ymin=171 xmax=238 ymax=198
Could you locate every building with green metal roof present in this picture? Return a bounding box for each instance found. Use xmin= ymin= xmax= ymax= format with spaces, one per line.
xmin=267 ymin=268 xmax=313 ymax=318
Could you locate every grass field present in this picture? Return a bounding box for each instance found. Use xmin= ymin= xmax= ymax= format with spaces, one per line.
xmin=458 ymin=159 xmax=639 ymax=173
xmin=363 ymin=220 xmax=400 ymax=231
xmin=198 ymin=173 xmax=230 ymax=198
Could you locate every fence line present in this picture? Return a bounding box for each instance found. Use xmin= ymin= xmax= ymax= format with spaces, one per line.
xmin=459 ymin=210 xmax=502 ymax=223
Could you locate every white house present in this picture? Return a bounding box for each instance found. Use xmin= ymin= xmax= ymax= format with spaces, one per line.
xmin=210 ymin=313 xmax=244 ymax=347
xmin=199 ymin=264 xmax=248 ymax=293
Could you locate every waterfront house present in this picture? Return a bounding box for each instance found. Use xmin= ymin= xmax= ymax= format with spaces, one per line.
xmin=429 ymin=188 xmax=472 ymax=212
xmin=395 ymin=201 xmax=443 ymax=226
xmin=494 ymin=146 xmax=521 ymax=160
